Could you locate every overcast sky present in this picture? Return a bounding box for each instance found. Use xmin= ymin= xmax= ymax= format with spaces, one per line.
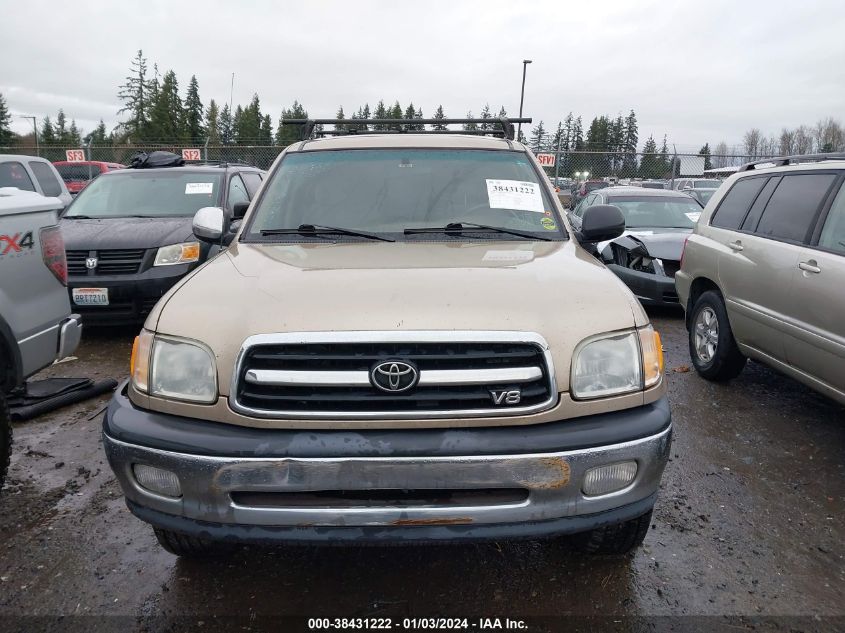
xmin=3 ymin=0 xmax=844 ymax=152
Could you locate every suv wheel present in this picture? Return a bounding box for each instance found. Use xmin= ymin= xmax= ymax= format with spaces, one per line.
xmin=0 ymin=392 xmax=10 ymax=490
xmin=153 ymin=528 xmax=229 ymax=558
xmin=689 ymin=290 xmax=746 ymax=381
xmin=573 ymin=510 xmax=653 ymax=555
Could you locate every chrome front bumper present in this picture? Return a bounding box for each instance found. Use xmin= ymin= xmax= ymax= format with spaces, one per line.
xmin=58 ymin=314 xmax=82 ymax=360
xmin=104 ymin=425 xmax=671 ymax=533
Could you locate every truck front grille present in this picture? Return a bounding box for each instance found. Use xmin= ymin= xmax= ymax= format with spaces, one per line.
xmin=66 ymin=249 xmax=146 ymax=275
xmin=231 ymin=332 xmax=557 ymax=419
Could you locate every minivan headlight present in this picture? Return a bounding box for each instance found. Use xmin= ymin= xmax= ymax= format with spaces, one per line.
xmin=131 ymin=330 xmax=217 ymax=403
xmin=154 ymin=242 xmax=200 ymax=266
xmin=571 ymin=326 xmax=663 ymax=399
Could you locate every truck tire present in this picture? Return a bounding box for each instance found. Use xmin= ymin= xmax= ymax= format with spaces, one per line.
xmin=573 ymin=509 xmax=653 ymax=555
xmin=153 ymin=528 xmax=228 ymax=558
xmin=688 ymin=290 xmax=747 ymax=381
xmin=0 ymin=392 xmax=11 ymax=491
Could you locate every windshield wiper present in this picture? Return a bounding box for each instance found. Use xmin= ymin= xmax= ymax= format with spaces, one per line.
xmin=404 ymin=221 xmax=554 ymax=241
xmin=260 ymin=224 xmax=394 ymax=242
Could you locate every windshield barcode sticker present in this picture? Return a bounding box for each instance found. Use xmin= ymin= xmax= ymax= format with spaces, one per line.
xmin=185 ymin=182 xmax=214 ymax=195
xmin=486 ymin=179 xmax=544 ymax=213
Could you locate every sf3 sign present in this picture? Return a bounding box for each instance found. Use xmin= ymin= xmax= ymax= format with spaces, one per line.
xmin=536 ymin=153 xmax=556 ymax=167
xmin=182 ymin=148 xmax=201 ymax=161
xmin=65 ymin=149 xmax=85 ymax=162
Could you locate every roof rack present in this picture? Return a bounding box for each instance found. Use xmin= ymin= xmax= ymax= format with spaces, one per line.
xmin=738 ymin=152 xmax=845 ymax=172
xmin=280 ymin=118 xmax=531 ymax=141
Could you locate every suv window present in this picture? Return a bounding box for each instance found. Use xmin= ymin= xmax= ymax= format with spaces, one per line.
xmin=740 ymin=177 xmax=779 ymax=231
xmin=817 ymin=181 xmax=845 ymax=255
xmin=241 ymin=172 xmax=262 ymax=197
xmin=754 ymin=173 xmax=837 ymax=243
xmin=710 ymin=176 xmax=767 ymax=230
xmin=227 ymin=174 xmax=250 ymax=209
xmin=29 ymin=161 xmax=63 ymax=197
xmin=0 ymin=161 xmax=36 ymax=191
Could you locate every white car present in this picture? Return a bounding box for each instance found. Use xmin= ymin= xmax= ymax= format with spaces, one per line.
xmin=0 ymin=155 xmax=72 ymax=209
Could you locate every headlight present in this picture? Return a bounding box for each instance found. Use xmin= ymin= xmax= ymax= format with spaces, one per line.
xmin=131 ymin=330 xmax=217 ymax=403
xmin=154 ymin=242 xmax=200 ymax=266
xmin=571 ymin=326 xmax=663 ymax=399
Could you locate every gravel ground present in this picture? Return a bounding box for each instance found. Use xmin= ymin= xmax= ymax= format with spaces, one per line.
xmin=0 ymin=311 xmax=843 ymax=631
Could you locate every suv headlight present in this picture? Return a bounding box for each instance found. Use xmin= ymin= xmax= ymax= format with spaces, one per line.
xmin=131 ymin=330 xmax=217 ymax=403
xmin=571 ymin=326 xmax=663 ymax=399
xmin=154 ymin=242 xmax=200 ymax=266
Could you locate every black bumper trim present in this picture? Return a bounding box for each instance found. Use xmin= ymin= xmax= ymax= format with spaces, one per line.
xmin=607 ymin=264 xmax=681 ymax=307
xmin=104 ymin=382 xmax=671 ymax=459
xmin=128 ymin=493 xmax=657 ymax=544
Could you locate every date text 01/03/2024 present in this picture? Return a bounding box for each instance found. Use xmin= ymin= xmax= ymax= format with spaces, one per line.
xmin=307 ymin=617 xmax=528 ymax=630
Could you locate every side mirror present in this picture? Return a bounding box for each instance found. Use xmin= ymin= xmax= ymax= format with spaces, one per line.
xmin=192 ymin=206 xmax=225 ymax=243
xmin=232 ymin=201 xmax=250 ymax=219
xmin=577 ymin=204 xmax=625 ymax=243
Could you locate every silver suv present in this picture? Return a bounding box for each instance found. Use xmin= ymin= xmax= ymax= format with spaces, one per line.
xmin=0 ymin=189 xmax=82 ymax=488
xmin=676 ymin=154 xmax=845 ymax=404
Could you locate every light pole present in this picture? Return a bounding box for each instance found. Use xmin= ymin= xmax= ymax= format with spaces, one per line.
xmin=17 ymin=115 xmax=38 ymax=156
xmin=517 ymin=59 xmax=532 ymax=141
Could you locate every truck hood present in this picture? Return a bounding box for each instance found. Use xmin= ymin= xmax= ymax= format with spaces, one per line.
xmin=60 ymin=217 xmax=195 ymax=250
xmin=599 ymin=228 xmax=691 ymax=262
xmin=152 ymin=239 xmax=648 ymax=394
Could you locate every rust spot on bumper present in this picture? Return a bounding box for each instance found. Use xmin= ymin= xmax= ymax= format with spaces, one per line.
xmin=391 ymin=517 xmax=473 ymax=526
xmin=522 ymin=457 xmax=571 ymax=489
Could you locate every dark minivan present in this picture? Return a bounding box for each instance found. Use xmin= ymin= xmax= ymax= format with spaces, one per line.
xmin=60 ymin=163 xmax=264 ymax=324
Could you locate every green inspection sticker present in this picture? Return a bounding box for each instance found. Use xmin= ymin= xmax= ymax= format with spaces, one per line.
xmin=540 ymin=217 xmax=557 ymax=231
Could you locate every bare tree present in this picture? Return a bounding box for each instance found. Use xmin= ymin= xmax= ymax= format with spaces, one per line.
xmin=743 ymin=128 xmax=762 ymax=158
xmin=779 ymin=128 xmax=795 ymax=155
xmin=712 ymin=141 xmax=729 ymax=168
xmin=814 ymin=117 xmax=844 ymax=152
xmin=794 ymin=125 xmax=813 ymax=154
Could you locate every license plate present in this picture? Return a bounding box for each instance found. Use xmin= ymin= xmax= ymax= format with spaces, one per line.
xmin=72 ymin=288 xmax=109 ymax=306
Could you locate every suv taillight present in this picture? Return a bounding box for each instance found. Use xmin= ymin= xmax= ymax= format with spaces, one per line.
xmin=680 ymin=236 xmax=690 ymax=270
xmin=40 ymin=226 xmax=67 ymax=286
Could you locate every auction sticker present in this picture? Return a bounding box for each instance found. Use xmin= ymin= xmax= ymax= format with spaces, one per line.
xmin=185 ymin=182 xmax=214 ymax=195
xmin=486 ymin=179 xmax=544 ymax=213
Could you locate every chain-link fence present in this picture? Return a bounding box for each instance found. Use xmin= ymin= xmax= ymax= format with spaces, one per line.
xmin=2 ymin=143 xmax=787 ymax=183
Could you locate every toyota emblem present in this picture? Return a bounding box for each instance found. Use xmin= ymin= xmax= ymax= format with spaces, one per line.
xmin=370 ymin=361 xmax=419 ymax=393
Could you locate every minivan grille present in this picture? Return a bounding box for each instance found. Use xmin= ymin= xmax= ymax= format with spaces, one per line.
xmin=66 ymin=249 xmax=146 ymax=275
xmin=233 ymin=337 xmax=555 ymax=418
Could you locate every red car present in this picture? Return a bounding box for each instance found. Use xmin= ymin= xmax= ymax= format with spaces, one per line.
xmin=53 ymin=160 xmax=125 ymax=195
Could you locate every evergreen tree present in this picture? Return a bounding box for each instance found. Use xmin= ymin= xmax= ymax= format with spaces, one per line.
xmin=40 ymin=116 xmax=56 ymax=145
xmin=183 ymin=75 xmax=204 ymax=144
xmin=88 ymin=120 xmax=108 ymax=144
xmin=529 ymin=121 xmax=547 ymax=153
xmin=497 ymin=106 xmax=507 ymax=119
xmin=621 ymin=110 xmax=639 ymax=178
xmin=260 ymin=114 xmax=273 ymax=145
xmin=403 ymin=102 xmax=416 ymax=131
xmin=414 ymin=106 xmax=424 ymax=131
xmin=463 ymin=111 xmax=477 ymax=131
xmin=206 ymin=100 xmax=220 ymax=144
xmin=609 ymin=114 xmax=625 ymax=173
xmin=275 ymin=100 xmax=308 ymax=145
xmin=698 ymin=143 xmax=712 ymax=170
xmin=147 ymin=70 xmax=184 ymax=141
xmin=360 ymin=103 xmax=370 ymax=131
xmin=117 ymin=50 xmax=149 ymax=141
xmin=0 ymin=93 xmax=12 ymax=146
xmin=55 ymin=110 xmax=69 ymax=144
xmin=388 ymin=101 xmax=403 ymax=130
xmin=335 ymin=106 xmax=346 ymax=132
xmin=235 ymin=94 xmax=263 ymax=143
xmin=433 ymin=104 xmax=447 ymax=130
xmin=639 ymin=135 xmax=660 ymax=178
xmin=479 ymin=103 xmax=492 ymax=131
xmin=372 ymin=100 xmax=387 ymax=130
xmin=232 ymin=105 xmax=244 ymax=142
xmin=218 ymin=103 xmax=233 ymax=145
xmin=659 ymin=134 xmax=670 ymax=175
xmin=585 ymin=116 xmax=611 ymax=176
xmin=68 ymin=120 xmax=82 ymax=146
xmin=571 ymin=116 xmax=584 ymax=150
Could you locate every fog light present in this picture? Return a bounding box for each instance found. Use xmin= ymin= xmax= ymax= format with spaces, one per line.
xmin=133 ymin=464 xmax=182 ymax=498
xmin=582 ymin=461 xmax=638 ymax=496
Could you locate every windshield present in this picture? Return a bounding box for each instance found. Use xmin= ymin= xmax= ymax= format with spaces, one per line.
xmin=64 ymin=171 xmax=222 ymax=218
xmin=606 ymin=196 xmax=700 ymax=229
xmin=694 ymin=189 xmax=716 ymax=204
xmin=694 ymin=180 xmax=721 ymax=188
xmin=245 ymin=149 xmax=563 ymax=240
